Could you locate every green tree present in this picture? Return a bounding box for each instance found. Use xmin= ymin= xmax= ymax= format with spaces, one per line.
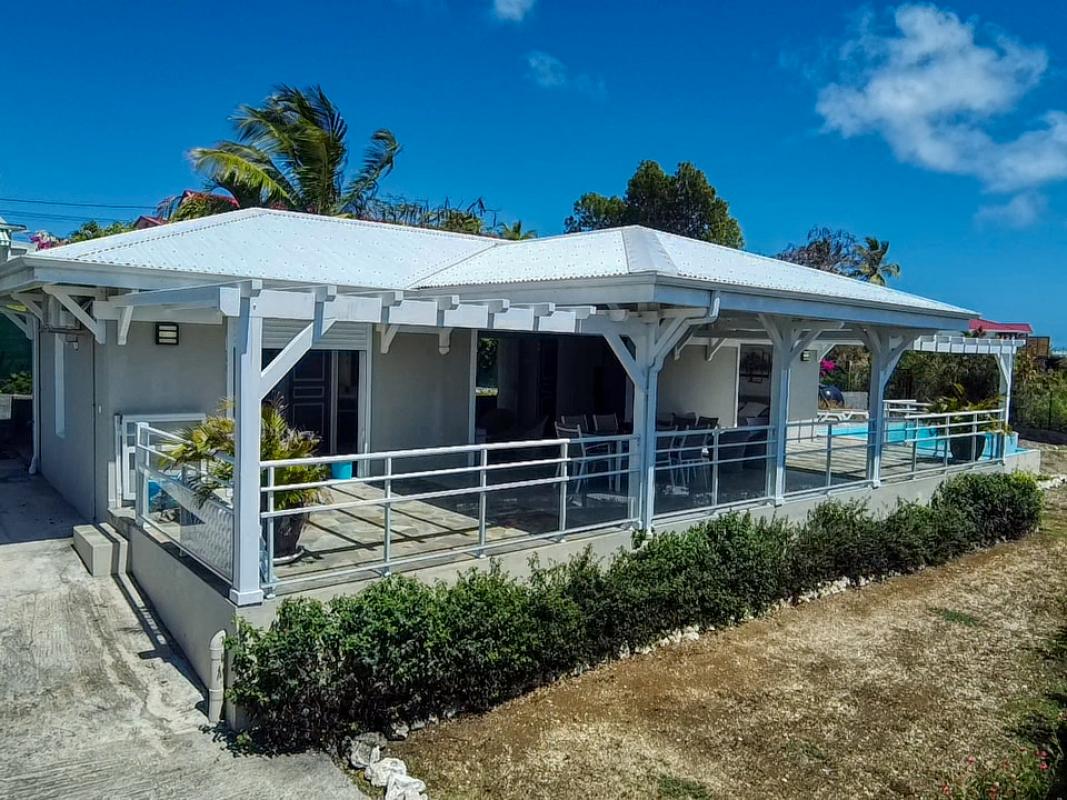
xmin=778 ymin=229 xmax=903 ymax=285
xmin=564 ymin=161 xmax=743 ymax=248
xmin=498 ymin=220 xmax=537 ymax=240
xmin=852 ymin=237 xmax=901 ymax=286
xmin=564 ymin=193 xmax=627 ymax=232
xmin=190 ymin=85 xmax=399 ymax=216
xmin=776 ymin=227 xmax=860 ymax=274
xmin=65 ymin=220 xmax=134 ymax=242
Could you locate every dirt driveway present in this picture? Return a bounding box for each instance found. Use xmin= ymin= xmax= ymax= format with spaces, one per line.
xmin=0 ymin=460 xmax=360 ymax=800
xmin=399 ymin=489 xmax=1067 ymax=800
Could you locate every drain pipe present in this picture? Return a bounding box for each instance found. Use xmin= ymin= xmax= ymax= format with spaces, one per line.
xmin=207 ymin=630 xmax=226 ymax=723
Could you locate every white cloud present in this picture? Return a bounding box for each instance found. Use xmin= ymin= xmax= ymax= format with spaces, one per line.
xmin=816 ymin=4 xmax=1067 ymax=215
xmin=493 ymin=0 xmax=534 ymax=22
xmin=975 ymin=192 xmax=1047 ymax=228
xmin=525 ymin=51 xmax=605 ymax=99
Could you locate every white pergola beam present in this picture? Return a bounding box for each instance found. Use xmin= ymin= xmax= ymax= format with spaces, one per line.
xmin=602 ymin=331 xmax=645 ymax=393
xmin=42 ymin=284 xmax=107 ymax=344
xmin=10 ymin=292 xmax=44 ymax=322
xmin=117 ymin=304 xmax=135 ymax=346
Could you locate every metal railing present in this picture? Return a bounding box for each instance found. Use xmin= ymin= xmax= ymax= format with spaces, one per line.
xmin=259 ymin=434 xmax=639 ymax=591
xmin=134 ymin=424 xmax=235 ymax=581
xmin=650 ymin=422 xmax=777 ymax=519
xmin=880 ymin=406 xmax=1007 ymax=481
xmin=114 ymin=412 xmax=205 ymax=505
xmin=782 ymin=418 xmax=874 ymax=496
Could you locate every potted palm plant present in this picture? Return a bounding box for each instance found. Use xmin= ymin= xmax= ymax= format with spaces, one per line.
xmin=169 ymin=402 xmax=328 ymax=560
xmin=928 ymin=384 xmax=1004 ymax=462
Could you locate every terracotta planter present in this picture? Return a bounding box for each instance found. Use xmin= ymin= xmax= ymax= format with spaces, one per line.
xmin=271 ymin=512 xmax=308 ymax=559
xmin=950 ymin=434 xmax=986 ymax=462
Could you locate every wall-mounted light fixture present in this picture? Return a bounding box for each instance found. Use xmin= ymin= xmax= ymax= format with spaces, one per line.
xmin=155 ymin=322 xmax=179 ymax=346
xmin=800 ymin=349 xmax=814 ymax=362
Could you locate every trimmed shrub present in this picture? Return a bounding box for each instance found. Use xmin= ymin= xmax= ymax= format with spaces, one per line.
xmin=933 ymin=471 xmax=1043 ymax=546
xmin=228 ymin=472 xmax=1042 ymax=750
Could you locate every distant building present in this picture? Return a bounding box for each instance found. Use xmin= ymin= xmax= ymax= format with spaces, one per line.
xmin=968 ymin=318 xmax=1033 ymax=339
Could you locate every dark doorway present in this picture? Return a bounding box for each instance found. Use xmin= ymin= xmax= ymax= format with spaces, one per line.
xmin=475 ymin=333 xmax=628 ymax=442
xmin=262 ymin=349 xmax=360 ymax=454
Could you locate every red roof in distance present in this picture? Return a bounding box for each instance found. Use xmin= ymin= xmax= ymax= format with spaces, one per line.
xmin=968 ymin=318 xmax=1033 ymax=334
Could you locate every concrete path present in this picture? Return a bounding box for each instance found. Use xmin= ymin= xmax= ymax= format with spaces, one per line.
xmin=0 ymin=460 xmax=362 ymax=800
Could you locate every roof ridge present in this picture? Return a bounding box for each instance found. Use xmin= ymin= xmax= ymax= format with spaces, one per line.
xmin=652 ymin=227 xmax=968 ymax=311
xmin=404 ymin=238 xmax=506 ymax=289
xmin=37 ymin=207 xmax=267 ymax=259
xmin=621 ymin=227 xmax=677 ymax=274
xmin=252 ymin=207 xmax=510 ymax=244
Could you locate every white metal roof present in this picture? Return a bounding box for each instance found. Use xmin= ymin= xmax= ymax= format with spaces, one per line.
xmin=22 ymin=208 xmax=499 ymax=290
xmin=420 ymin=226 xmax=973 ymax=317
xmin=13 ymin=208 xmax=974 ymax=319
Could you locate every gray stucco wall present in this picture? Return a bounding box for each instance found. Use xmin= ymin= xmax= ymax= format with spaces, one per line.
xmin=92 ymin=321 xmax=228 ymax=520
xmin=38 ymin=331 xmax=96 ymax=519
xmin=369 ymin=329 xmax=472 ymax=455
xmin=658 ymin=344 xmax=740 ymax=427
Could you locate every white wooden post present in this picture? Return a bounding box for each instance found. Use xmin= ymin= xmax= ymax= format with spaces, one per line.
xmin=995 ymin=350 xmax=1014 ymax=425
xmin=765 ymin=333 xmax=792 ymax=503
xmin=760 ymin=315 xmax=844 ymax=503
xmin=639 ymin=327 xmax=660 ymax=531
xmin=230 ymin=285 xmax=264 ymax=606
xmin=860 ymin=328 xmax=915 ymax=487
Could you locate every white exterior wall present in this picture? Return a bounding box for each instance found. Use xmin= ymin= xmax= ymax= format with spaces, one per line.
xmin=788 ymin=355 xmax=820 ymax=421
xmin=736 ymin=344 xmax=820 ymax=422
xmin=660 ymin=343 xmax=820 ymax=428
xmin=658 ymin=344 xmax=740 ymax=427
xmin=369 ymin=329 xmax=473 ymax=454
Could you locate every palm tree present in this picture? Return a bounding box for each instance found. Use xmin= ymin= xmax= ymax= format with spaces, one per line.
xmin=190 ymin=85 xmax=400 ymax=216
xmin=851 ymin=237 xmax=901 ymax=286
xmin=498 ymin=220 xmax=537 ymax=240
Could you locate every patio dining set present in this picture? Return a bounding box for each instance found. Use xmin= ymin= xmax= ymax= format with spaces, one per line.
xmin=552 ymin=412 xmax=770 ymax=502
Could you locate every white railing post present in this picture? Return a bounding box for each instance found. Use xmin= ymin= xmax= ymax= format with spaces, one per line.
xmin=910 ymin=417 xmax=918 ymax=476
xmin=135 ymin=422 xmax=148 ymax=524
xmin=824 ymin=420 xmax=833 ymax=489
xmin=557 ymin=441 xmax=568 ymax=537
xmin=383 ymin=456 xmax=393 ymax=573
xmin=264 ymin=466 xmax=276 ymax=594
xmin=230 ymin=285 xmax=265 ymax=606
xmin=478 ymin=449 xmax=488 ymax=555
xmin=711 ymin=428 xmax=720 ymax=507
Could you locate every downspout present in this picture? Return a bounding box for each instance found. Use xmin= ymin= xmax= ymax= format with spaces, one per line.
xmin=29 ymin=316 xmax=40 ymax=474
xmin=208 ymin=629 xmax=226 ymax=723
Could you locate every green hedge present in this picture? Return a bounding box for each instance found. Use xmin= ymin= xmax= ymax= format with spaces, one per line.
xmin=229 ymin=472 xmax=1042 ymax=750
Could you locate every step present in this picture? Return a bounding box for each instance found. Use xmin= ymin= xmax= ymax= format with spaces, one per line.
xmin=72 ymin=523 xmax=129 ymax=577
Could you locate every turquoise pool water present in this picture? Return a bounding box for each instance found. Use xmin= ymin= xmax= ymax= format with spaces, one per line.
xmin=828 ymin=420 xmax=1021 ymax=457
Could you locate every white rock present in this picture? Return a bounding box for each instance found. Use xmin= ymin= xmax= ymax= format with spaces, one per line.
xmin=347 ymin=733 xmax=383 ymax=769
xmin=385 ymin=773 xmax=427 ymax=800
xmin=365 ymin=757 xmax=407 ymax=788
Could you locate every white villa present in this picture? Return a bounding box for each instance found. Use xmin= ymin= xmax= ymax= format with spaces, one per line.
xmin=0 ymin=208 xmax=1033 ymax=692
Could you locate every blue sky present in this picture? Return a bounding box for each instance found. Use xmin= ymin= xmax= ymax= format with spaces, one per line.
xmin=3 ymin=1 xmax=1066 ymax=342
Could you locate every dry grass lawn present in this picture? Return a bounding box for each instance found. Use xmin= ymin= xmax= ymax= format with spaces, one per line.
xmin=397 ymin=488 xmax=1067 ymax=799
